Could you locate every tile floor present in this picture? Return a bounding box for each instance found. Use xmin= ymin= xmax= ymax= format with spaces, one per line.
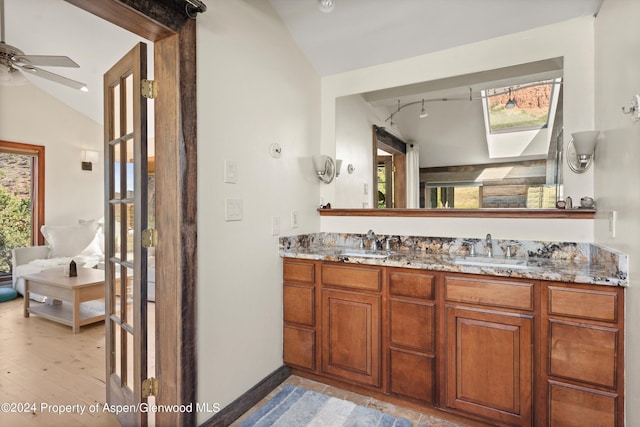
xmin=231 ymin=375 xmax=487 ymax=427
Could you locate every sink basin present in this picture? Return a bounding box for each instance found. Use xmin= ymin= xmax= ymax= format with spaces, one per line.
xmin=337 ymin=249 xmax=390 ymax=259
xmin=452 ymin=255 xmax=528 ymax=269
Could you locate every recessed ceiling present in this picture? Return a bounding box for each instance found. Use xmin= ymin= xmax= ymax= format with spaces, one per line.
xmin=268 ymin=0 xmax=603 ymax=76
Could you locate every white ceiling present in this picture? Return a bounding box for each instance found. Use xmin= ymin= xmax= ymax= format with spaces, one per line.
xmin=2 ymin=0 xmax=603 ymax=126
xmin=268 ymin=0 xmax=603 ymax=76
xmin=2 ymin=0 xmax=149 ymax=125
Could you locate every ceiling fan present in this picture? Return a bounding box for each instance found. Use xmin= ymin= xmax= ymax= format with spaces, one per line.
xmin=0 ymin=0 xmax=87 ymax=91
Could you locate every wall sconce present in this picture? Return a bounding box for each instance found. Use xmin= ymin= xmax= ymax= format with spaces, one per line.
xmin=313 ymin=155 xmax=342 ymax=183
xmin=567 ymin=130 xmax=599 ymax=173
xmin=81 ymin=149 xmax=100 ymax=171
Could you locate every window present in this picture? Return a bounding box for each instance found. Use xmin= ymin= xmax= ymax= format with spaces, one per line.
xmin=484 ymin=79 xmax=558 ymax=134
xmin=0 ymin=141 xmax=45 ymax=283
xmin=424 ymin=184 xmax=481 ymax=208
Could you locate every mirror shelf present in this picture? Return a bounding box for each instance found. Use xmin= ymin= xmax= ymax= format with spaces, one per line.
xmin=318 ymin=208 xmax=595 ymax=219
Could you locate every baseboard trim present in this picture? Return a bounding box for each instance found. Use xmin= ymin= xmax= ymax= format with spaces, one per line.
xmin=200 ymin=365 xmax=291 ymax=427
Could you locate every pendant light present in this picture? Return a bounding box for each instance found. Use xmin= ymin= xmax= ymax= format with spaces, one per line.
xmin=505 ymin=88 xmax=516 ymax=109
xmin=419 ymin=99 xmax=429 ymax=118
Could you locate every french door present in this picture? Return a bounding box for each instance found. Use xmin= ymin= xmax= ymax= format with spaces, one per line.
xmin=103 ymin=42 xmax=150 ymax=427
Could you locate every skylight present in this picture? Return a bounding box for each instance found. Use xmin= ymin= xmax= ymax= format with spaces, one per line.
xmin=483 ymin=79 xmax=559 ymax=134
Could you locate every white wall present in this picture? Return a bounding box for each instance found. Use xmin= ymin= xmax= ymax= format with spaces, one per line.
xmin=593 ymin=0 xmax=640 ymax=424
xmin=0 ymin=84 xmax=104 ymax=225
xmin=195 ymin=0 xmax=320 ymax=421
xmin=320 ymin=17 xmax=597 ymax=241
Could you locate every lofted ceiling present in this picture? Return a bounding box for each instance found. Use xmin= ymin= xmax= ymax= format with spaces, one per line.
xmin=2 ymin=0 xmax=603 ymax=127
xmin=268 ymin=0 xmax=603 ymax=76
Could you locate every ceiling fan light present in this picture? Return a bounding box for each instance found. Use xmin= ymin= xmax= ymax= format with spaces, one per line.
xmin=0 ymin=67 xmax=28 ymax=86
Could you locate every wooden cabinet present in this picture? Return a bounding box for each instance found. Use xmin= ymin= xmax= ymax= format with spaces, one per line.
xmin=541 ymin=283 xmax=624 ymax=427
xmin=388 ymin=268 xmax=436 ymax=403
xmin=282 ymin=259 xmax=625 ymax=427
xmin=283 ymin=259 xmax=317 ymax=371
xmin=443 ymin=275 xmax=534 ymax=426
xmin=320 ymin=263 xmax=382 ymax=387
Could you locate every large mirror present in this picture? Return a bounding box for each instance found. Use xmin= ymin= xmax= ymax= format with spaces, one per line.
xmin=334 ymin=58 xmax=564 ymax=210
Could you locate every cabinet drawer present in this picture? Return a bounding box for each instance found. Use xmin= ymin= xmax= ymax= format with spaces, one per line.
xmin=284 ymin=325 xmax=315 ymax=370
xmin=549 ymin=381 xmax=617 ymax=427
xmin=549 ymin=286 xmax=619 ymax=322
xmin=549 ymin=320 xmax=618 ymax=389
xmin=321 ymin=264 xmax=381 ymax=291
xmin=284 ymin=284 xmax=315 ymax=326
xmin=389 ymin=270 xmax=435 ymax=300
xmin=390 ymin=299 xmax=435 ymax=352
xmin=390 ymin=349 xmax=435 ymax=403
xmin=283 ymin=260 xmax=315 ymax=284
xmin=445 ymin=275 xmax=534 ymax=311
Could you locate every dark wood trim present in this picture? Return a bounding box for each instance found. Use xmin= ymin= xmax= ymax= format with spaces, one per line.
xmin=374 ymin=125 xmax=407 ymax=154
xmin=177 ymin=17 xmax=198 ymax=426
xmin=317 ymin=208 xmax=596 ymax=219
xmin=64 ymin=0 xmax=185 ymax=40
xmin=201 ymin=366 xmax=291 ymax=427
xmin=0 ymin=140 xmax=45 ymax=246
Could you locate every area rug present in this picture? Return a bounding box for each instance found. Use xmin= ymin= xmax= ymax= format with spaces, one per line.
xmin=238 ymin=384 xmax=420 ymax=427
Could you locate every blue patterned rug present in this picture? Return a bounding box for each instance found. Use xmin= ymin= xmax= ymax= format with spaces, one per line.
xmin=238 ymin=384 xmax=422 ymax=427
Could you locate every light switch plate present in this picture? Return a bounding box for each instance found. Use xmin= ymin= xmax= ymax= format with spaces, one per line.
xmin=224 ymin=160 xmax=238 ymax=183
xmin=225 ymin=198 xmax=243 ymax=221
xmin=271 ymin=216 xmax=281 ymax=235
xmin=291 ymin=210 xmax=299 ymax=228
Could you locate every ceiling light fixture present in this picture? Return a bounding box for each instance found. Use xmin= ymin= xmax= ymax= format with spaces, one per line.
xmin=318 ymin=0 xmax=335 ymax=13
xmin=505 ymin=88 xmax=516 ymax=109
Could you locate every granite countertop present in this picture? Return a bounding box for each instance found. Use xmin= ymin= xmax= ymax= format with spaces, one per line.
xmin=280 ymin=233 xmax=628 ymax=287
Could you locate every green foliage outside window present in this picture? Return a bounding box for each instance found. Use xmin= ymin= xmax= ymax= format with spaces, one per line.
xmin=0 ymin=174 xmax=31 ymax=275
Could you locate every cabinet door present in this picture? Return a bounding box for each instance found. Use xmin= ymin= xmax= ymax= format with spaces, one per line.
xmin=321 ymin=289 xmax=381 ymax=387
xmin=446 ymin=306 xmax=533 ymax=426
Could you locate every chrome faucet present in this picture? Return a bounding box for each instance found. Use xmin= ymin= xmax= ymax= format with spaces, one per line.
xmin=485 ymin=233 xmax=493 ymax=257
xmin=366 ymin=230 xmax=378 ymax=250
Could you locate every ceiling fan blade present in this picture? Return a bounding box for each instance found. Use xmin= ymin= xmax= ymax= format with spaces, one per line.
xmin=13 ymin=55 xmax=80 ymax=68
xmin=14 ymin=63 xmax=87 ymax=91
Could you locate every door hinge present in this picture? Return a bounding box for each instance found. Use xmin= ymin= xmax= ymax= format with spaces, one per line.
xmin=141 ymin=79 xmax=157 ymax=99
xmin=142 ymin=229 xmax=158 ymax=248
xmin=142 ymin=377 xmax=158 ymax=398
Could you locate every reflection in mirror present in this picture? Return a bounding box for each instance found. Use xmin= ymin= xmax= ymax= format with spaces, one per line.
xmin=335 ymin=58 xmax=564 ymax=209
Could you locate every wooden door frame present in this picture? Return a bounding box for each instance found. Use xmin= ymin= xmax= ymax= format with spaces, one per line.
xmin=372 ymin=126 xmax=407 ymax=209
xmin=64 ymin=2 xmax=197 ymax=426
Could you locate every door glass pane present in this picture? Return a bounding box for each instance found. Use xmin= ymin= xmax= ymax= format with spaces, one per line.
xmin=125 ymin=74 xmax=134 ymax=135
xmin=126 ymin=330 xmax=135 ymax=388
xmin=113 ymin=83 xmax=120 ymax=137
xmin=112 ymin=204 xmax=122 ymax=260
xmin=113 ymin=320 xmax=122 ymax=382
xmin=124 ymin=202 xmax=134 ymax=263
xmin=125 ymin=138 xmax=135 ymax=200
xmin=113 ymin=141 xmax=122 ymax=200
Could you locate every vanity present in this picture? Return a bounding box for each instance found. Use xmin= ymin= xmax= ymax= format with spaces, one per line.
xmin=280 ymin=233 xmax=627 ymax=427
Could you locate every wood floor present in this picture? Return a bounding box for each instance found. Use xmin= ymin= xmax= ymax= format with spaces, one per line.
xmin=0 ymin=296 xmax=119 ymax=426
